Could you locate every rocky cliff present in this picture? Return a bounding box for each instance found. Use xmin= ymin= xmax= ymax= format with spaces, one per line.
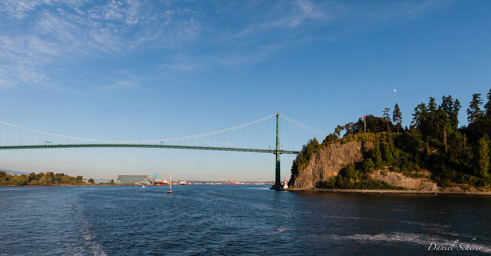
xmin=369 ymin=169 xmax=439 ymax=191
xmin=289 ymin=140 xmax=440 ymax=190
xmin=289 ymin=141 xmax=369 ymax=189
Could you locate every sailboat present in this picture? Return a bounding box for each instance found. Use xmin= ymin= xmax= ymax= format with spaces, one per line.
xmin=167 ymin=173 xmax=173 ymax=193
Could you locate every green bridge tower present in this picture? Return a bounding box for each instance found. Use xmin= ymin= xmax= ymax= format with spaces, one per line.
xmin=272 ymin=112 xmax=282 ymax=190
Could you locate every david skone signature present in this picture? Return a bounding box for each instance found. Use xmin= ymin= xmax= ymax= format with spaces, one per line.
xmin=428 ymin=238 xmax=482 ymax=251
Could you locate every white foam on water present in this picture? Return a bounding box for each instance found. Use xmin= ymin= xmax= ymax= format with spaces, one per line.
xmin=277 ymin=227 xmax=288 ymax=233
xmin=323 ymin=232 xmax=491 ymax=254
xmin=322 ymin=215 xmax=450 ymax=228
xmin=73 ymin=202 xmax=107 ymax=256
xmin=269 ymin=227 xmax=289 ymax=235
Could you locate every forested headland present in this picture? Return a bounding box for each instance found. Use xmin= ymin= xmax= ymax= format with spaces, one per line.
xmin=0 ymin=171 xmax=96 ymax=186
xmin=292 ymin=89 xmax=491 ymax=189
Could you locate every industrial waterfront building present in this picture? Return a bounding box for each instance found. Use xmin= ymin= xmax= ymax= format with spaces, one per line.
xmin=116 ymin=175 xmax=149 ymax=184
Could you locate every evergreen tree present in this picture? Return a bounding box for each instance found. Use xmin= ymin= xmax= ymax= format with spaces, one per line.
xmin=362 ymin=158 xmax=375 ymax=172
xmin=441 ymin=95 xmax=460 ymax=130
xmin=485 ymin=88 xmax=491 ymax=118
xmin=477 ymin=136 xmax=490 ymax=177
xmin=311 ymin=137 xmax=320 ymax=152
xmin=436 ymin=105 xmax=451 ymax=148
xmin=344 ymin=164 xmax=360 ymax=181
xmin=381 ymin=141 xmax=393 ymax=163
xmin=383 ymin=108 xmax=391 ymax=132
xmin=411 ymin=103 xmax=427 ymax=129
xmin=371 ymin=139 xmax=383 ymax=167
xmin=428 ymin=97 xmax=437 ymax=113
xmin=427 ymin=97 xmax=438 ymax=134
xmin=467 ymin=93 xmax=484 ymax=123
xmin=453 ymin=99 xmax=461 ymax=129
xmin=392 ymin=103 xmax=402 ymax=133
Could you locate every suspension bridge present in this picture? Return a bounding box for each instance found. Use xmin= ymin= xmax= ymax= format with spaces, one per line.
xmin=0 ymin=113 xmax=327 ymax=189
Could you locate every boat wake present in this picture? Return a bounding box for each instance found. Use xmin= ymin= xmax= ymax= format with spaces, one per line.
xmin=73 ymin=201 xmax=107 ymax=256
xmin=321 ymin=232 xmax=491 ymax=254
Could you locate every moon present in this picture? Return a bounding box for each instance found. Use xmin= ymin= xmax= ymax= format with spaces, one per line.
xmin=393 ymin=88 xmax=397 ymax=93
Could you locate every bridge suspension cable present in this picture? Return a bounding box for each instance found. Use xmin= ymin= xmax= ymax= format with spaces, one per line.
xmin=0 ymin=114 xmax=277 ymax=145
xmin=279 ymin=114 xmax=328 ymax=136
xmin=0 ymin=120 xmax=103 ymax=143
xmin=152 ymin=113 xmax=276 ymax=143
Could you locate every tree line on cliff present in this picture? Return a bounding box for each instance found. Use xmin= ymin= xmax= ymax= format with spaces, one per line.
xmin=292 ymin=89 xmax=491 ymax=188
xmin=0 ymin=171 xmax=95 ymax=186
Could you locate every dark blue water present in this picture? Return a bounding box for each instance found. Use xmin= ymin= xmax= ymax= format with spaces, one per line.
xmin=0 ymin=185 xmax=490 ymax=255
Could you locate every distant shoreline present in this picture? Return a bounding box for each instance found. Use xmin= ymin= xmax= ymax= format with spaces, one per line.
xmin=0 ymin=184 xmax=138 ymax=187
xmin=286 ymin=188 xmax=491 ymax=196
xmin=0 ymin=183 xmax=271 ymax=187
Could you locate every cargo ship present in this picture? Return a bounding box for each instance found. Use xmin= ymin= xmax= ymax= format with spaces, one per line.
xmin=154 ymin=178 xmax=168 ymax=186
xmin=224 ymin=180 xmax=239 ymax=185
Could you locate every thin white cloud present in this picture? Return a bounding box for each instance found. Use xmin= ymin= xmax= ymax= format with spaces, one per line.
xmin=160 ymin=43 xmax=282 ymax=74
xmin=0 ymin=0 xmax=457 ymax=88
xmin=97 ymin=71 xmax=143 ymax=90
xmin=0 ymin=63 xmax=51 ymax=89
xmin=161 ymin=55 xmax=206 ymax=72
xmin=1 ymin=0 xmax=49 ymax=20
xmin=343 ymin=0 xmax=456 ymax=25
xmin=160 ymin=0 xmax=456 ymax=74
xmin=0 ymin=0 xmax=201 ymax=88
xmin=262 ymin=0 xmax=325 ymax=29
xmin=231 ymin=0 xmax=328 ymax=38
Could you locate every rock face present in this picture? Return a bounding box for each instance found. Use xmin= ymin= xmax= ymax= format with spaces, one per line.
xmin=289 ymin=140 xmax=440 ymax=191
xmin=290 ymin=141 xmax=368 ymax=189
xmin=369 ymin=169 xmax=439 ymax=191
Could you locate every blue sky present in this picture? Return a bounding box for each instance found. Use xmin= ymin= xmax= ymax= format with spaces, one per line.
xmin=0 ymin=0 xmax=490 ymax=181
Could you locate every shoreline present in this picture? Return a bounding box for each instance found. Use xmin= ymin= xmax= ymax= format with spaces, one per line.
xmin=0 ymin=184 xmax=139 ymax=187
xmin=286 ymin=188 xmax=491 ymax=196
xmin=2 ymin=185 xmax=490 ymax=196
xmin=0 ymin=184 xmax=270 ymax=187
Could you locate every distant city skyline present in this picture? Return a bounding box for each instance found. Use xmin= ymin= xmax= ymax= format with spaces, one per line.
xmin=1 ymin=0 xmax=490 ymax=180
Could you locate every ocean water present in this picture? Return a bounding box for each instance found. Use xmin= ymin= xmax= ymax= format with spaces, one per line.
xmin=0 ymin=185 xmax=489 ymax=255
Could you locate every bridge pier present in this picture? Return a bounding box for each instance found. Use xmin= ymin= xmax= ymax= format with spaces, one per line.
xmin=271 ymin=151 xmax=282 ymax=190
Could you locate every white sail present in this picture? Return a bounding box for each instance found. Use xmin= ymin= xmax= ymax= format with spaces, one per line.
xmin=167 ymin=172 xmax=173 ymax=193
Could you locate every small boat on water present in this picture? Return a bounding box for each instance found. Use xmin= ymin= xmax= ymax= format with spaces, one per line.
xmin=167 ymin=173 xmax=173 ymax=194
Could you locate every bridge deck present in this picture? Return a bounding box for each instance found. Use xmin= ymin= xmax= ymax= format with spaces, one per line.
xmin=0 ymin=144 xmax=300 ymax=154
